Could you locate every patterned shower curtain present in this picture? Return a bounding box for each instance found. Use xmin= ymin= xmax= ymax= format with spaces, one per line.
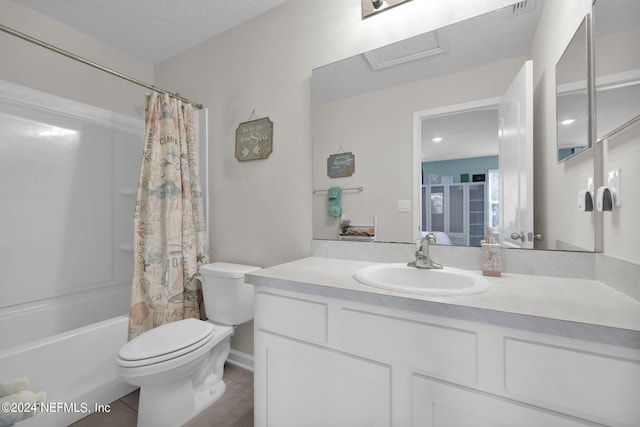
xmin=128 ymin=92 xmax=209 ymax=340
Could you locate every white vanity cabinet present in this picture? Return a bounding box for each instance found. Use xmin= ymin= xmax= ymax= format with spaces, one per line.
xmin=254 ymin=287 xmax=640 ymax=427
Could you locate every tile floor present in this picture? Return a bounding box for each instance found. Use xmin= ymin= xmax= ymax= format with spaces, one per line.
xmin=70 ymin=363 xmax=253 ymax=427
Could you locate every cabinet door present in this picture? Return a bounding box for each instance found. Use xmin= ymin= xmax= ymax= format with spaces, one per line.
xmin=255 ymin=332 xmax=391 ymax=427
xmin=447 ymin=184 xmax=467 ymax=245
xmin=427 ymin=185 xmax=445 ymax=233
xmin=412 ymin=376 xmax=590 ymax=427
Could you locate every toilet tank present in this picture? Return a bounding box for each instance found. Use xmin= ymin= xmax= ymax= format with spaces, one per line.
xmin=199 ymin=262 xmax=261 ymax=326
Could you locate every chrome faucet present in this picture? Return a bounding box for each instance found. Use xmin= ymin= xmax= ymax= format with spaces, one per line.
xmin=408 ymin=233 xmax=443 ymax=269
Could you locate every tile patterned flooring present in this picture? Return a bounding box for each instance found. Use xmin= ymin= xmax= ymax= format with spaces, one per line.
xmin=70 ymin=363 xmax=253 ymax=427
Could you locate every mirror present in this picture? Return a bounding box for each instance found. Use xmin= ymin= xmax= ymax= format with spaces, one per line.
xmin=593 ymin=0 xmax=640 ymax=141
xmin=556 ymin=17 xmax=590 ymax=162
xmin=311 ymin=0 xmax=593 ymax=252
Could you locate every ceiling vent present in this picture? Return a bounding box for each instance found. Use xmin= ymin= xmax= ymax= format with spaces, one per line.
xmin=511 ymin=0 xmax=536 ymax=16
xmin=364 ymin=29 xmax=448 ymax=70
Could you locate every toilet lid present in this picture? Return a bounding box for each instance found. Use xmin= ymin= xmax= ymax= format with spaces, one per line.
xmin=119 ymin=318 xmax=214 ymax=363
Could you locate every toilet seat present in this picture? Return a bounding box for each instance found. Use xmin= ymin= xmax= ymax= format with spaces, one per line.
xmin=118 ymin=318 xmax=216 ymax=368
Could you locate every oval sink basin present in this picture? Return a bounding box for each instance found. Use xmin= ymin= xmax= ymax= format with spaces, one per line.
xmin=353 ymin=263 xmax=491 ymax=296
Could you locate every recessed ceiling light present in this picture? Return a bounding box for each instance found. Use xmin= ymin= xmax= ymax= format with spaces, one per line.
xmin=432 ymin=137 xmax=444 ymax=143
xmin=561 ymin=119 xmax=576 ymax=126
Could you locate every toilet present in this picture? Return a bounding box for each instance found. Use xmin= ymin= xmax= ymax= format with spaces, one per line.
xmin=116 ymin=262 xmax=260 ymax=427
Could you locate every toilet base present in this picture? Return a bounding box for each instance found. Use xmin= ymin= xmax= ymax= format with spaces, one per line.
xmin=137 ymin=378 xmax=195 ymax=427
xmin=194 ymin=379 xmax=226 ymax=416
xmin=130 ymin=327 xmax=233 ymax=427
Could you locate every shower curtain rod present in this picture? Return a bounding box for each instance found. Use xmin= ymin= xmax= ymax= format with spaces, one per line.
xmin=0 ymin=23 xmax=203 ymax=110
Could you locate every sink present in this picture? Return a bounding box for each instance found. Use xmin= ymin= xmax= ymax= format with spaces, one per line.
xmin=353 ymin=263 xmax=491 ymax=296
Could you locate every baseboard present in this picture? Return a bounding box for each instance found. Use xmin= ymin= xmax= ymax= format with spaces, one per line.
xmin=227 ymin=349 xmax=254 ymax=371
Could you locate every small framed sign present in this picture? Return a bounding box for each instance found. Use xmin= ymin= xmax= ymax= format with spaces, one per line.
xmin=327 ymin=152 xmax=355 ymax=178
xmin=235 ymin=117 xmax=273 ymax=161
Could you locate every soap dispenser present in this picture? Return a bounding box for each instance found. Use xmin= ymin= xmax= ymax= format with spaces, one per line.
xmin=481 ymin=227 xmax=501 ymax=277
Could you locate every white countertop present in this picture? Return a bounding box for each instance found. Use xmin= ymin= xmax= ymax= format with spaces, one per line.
xmin=246 ymin=257 xmax=640 ymax=348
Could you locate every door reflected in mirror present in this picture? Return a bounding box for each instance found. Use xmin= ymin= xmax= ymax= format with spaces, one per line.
xmin=419 ymin=103 xmax=499 ymax=247
xmin=556 ymin=17 xmax=589 ymax=162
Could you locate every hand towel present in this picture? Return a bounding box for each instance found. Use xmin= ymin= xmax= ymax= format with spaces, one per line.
xmin=328 ymin=187 xmax=342 ymax=217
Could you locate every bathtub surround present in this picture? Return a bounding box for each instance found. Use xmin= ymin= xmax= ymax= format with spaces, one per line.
xmin=0 ymin=79 xmax=141 ymax=351
xmin=129 ymin=92 xmax=209 ymax=339
xmin=0 ymin=79 xmax=142 ymax=425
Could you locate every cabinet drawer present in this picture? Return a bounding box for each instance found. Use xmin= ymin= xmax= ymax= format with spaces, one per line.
xmin=340 ymin=308 xmax=477 ymax=384
xmin=504 ymin=337 xmax=640 ymax=426
xmin=255 ymin=292 xmax=328 ymax=343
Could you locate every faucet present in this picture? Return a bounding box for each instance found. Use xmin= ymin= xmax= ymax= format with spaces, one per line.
xmin=408 ymin=233 xmax=443 ymax=269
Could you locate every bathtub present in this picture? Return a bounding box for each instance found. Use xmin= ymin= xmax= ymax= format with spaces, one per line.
xmin=0 ymin=315 xmax=136 ymax=427
xmin=0 ymin=79 xmax=208 ymax=426
xmin=0 ymin=80 xmax=141 ymax=426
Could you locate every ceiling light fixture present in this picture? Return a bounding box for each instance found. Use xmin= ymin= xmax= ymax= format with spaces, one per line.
xmin=363 ymin=0 xmax=411 ymax=18
xmin=432 ymin=137 xmax=444 ymax=143
xmin=561 ymin=119 xmax=576 ymax=125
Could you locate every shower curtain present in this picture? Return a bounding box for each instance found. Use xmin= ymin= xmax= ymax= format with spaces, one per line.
xmin=128 ymin=92 xmax=209 ymax=340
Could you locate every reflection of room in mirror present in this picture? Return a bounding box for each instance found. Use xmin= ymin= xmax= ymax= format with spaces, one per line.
xmin=312 ymin=2 xmax=543 ymax=247
xmin=593 ymin=0 xmax=640 ymax=140
xmin=420 ymin=107 xmax=499 ymax=247
xmin=556 ymin=87 xmax=589 ymax=160
xmin=555 ymin=17 xmax=589 ymax=162
xmin=595 ymin=77 xmax=640 ymax=138
xmin=312 ymin=0 xmax=597 ymax=252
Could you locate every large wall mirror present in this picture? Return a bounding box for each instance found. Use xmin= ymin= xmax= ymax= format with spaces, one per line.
xmin=593 ymin=0 xmax=640 ymax=141
xmin=311 ymin=0 xmax=597 ymax=252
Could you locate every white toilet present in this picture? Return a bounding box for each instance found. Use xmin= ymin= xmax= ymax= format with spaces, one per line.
xmin=117 ymin=262 xmax=260 ymax=427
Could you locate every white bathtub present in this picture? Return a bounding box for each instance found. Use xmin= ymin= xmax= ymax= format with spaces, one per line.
xmin=0 ymin=80 xmax=141 ymax=425
xmin=0 ymin=78 xmax=206 ymax=426
xmin=0 ymin=315 xmax=136 ymax=427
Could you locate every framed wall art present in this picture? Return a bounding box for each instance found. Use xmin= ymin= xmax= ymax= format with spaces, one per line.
xmin=235 ymin=117 xmax=273 ymax=161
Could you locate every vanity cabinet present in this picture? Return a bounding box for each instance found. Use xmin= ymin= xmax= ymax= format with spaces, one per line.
xmin=254 ymin=287 xmax=640 ymax=427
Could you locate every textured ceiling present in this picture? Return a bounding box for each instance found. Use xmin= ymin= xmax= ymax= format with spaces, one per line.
xmin=13 ymin=0 xmax=288 ymax=64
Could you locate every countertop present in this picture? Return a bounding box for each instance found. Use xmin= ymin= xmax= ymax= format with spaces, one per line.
xmin=246 ymin=257 xmax=640 ymax=349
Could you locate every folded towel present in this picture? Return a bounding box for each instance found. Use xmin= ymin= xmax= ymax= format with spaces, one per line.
xmin=0 ymin=378 xmax=29 ymax=399
xmin=328 ymin=187 xmax=342 ymax=217
xmin=0 ymin=390 xmax=46 ymax=427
